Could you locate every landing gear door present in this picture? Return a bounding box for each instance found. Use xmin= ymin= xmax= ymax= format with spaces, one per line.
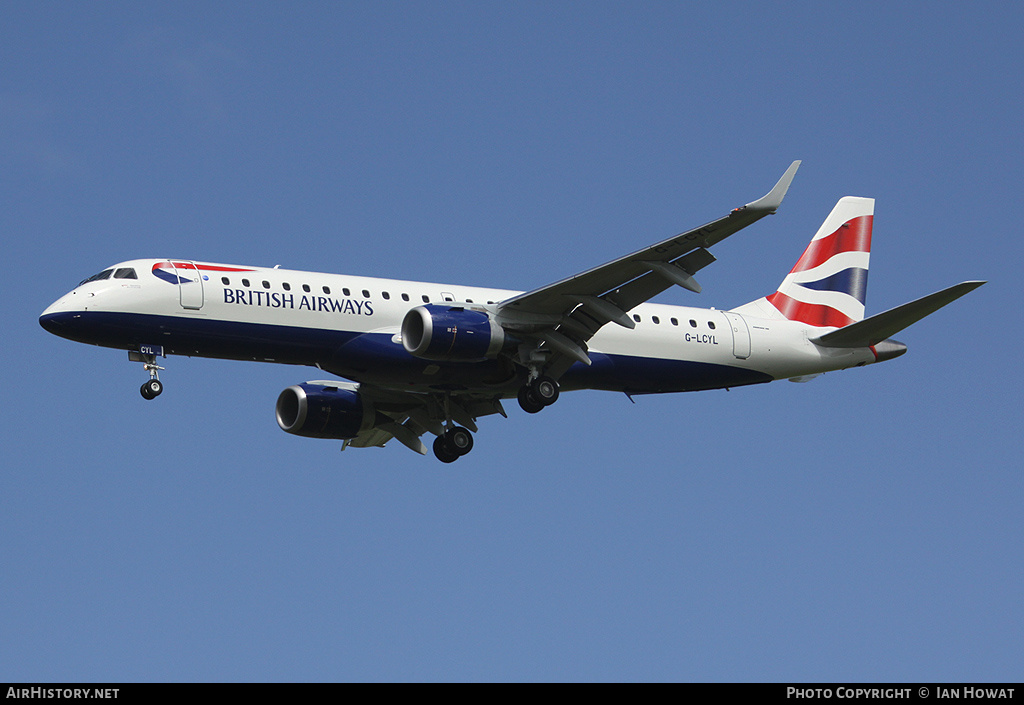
xmin=725 ymin=312 xmax=750 ymax=359
xmin=171 ymin=261 xmax=204 ymax=310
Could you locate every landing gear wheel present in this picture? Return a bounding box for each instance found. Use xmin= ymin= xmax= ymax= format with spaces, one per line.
xmin=518 ymin=385 xmax=545 ymax=414
xmin=433 ymin=435 xmax=461 ymax=464
xmin=140 ymin=379 xmax=163 ymax=400
xmin=445 ymin=426 xmax=474 ymax=456
xmin=433 ymin=426 xmax=474 ymax=463
xmin=531 ymin=376 xmax=559 ymax=406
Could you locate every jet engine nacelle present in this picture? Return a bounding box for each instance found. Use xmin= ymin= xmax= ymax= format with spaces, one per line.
xmin=401 ymin=304 xmax=506 ymax=361
xmin=275 ymin=383 xmax=374 ymax=440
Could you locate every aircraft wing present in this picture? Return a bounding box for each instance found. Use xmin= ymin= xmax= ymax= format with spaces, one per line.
xmin=495 ymin=161 xmax=800 ymax=376
xmin=322 ymin=381 xmax=507 ymax=455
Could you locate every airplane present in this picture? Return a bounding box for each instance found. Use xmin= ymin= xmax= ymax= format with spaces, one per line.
xmin=39 ymin=161 xmax=984 ymax=462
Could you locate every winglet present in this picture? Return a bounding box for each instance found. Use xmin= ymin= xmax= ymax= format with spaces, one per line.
xmin=737 ymin=160 xmax=801 ymax=214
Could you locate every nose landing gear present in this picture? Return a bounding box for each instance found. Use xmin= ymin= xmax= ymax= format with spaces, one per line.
xmin=140 ymin=375 xmax=163 ymax=400
xmin=129 ymin=349 xmax=165 ymax=400
xmin=139 ymin=361 xmax=164 ymax=399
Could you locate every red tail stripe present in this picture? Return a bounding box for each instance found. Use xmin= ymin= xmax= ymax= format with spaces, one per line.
xmin=766 ymin=291 xmax=856 ymax=328
xmin=790 ymin=215 xmax=872 ymax=273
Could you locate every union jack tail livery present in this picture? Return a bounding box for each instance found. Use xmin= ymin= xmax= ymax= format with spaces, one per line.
xmin=768 ymin=196 xmax=873 ymax=327
xmin=736 ymin=197 xmax=874 ymax=328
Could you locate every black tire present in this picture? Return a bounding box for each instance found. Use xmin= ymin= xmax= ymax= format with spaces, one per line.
xmin=446 ymin=427 xmax=474 ymax=456
xmin=140 ymin=382 xmax=154 ymax=400
xmin=531 ymin=376 xmax=559 ymax=406
xmin=433 ymin=435 xmax=460 ymax=463
xmin=142 ymin=379 xmax=163 ymax=399
xmin=518 ymin=386 xmax=545 ymax=414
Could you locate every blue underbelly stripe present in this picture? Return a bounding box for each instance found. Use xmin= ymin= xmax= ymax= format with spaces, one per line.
xmin=39 ymin=311 xmax=772 ymax=394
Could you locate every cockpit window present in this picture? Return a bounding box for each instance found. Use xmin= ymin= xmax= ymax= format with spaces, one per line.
xmin=113 ymin=268 xmax=137 ymax=279
xmin=79 ymin=269 xmax=113 ymax=286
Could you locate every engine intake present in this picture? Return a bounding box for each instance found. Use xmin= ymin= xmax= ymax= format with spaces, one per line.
xmin=275 ymin=383 xmax=374 ymax=440
xmin=401 ymin=304 xmax=505 ymax=361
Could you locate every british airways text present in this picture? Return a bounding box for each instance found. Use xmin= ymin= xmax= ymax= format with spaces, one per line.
xmin=223 ymin=289 xmax=374 ymax=315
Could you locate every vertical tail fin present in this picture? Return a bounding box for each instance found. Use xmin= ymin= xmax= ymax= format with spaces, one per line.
xmin=734 ymin=196 xmax=874 ymax=328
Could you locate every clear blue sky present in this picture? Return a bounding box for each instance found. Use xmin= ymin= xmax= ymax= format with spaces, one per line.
xmin=3 ymin=1 xmax=1021 ymax=682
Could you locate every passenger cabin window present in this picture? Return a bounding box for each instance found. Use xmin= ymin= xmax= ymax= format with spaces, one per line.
xmin=242 ymin=279 xmax=250 ymax=287
xmin=302 ymin=284 xmax=310 ymax=292
xmin=323 ymin=286 xmax=331 ymax=294
xmin=652 ymin=316 xmax=660 ymax=324
xmin=262 ymin=281 xmax=270 ymax=289
xmin=282 ymin=283 xmax=291 ymax=291
xmin=221 ymin=277 xmax=230 ymax=285
xmin=362 ymin=289 xmax=370 ymax=298
xmin=343 ymin=288 xmax=350 ymax=296
xmin=708 ymin=321 xmax=716 ymax=330
xmin=422 ymin=295 xmax=429 ymax=303
xmin=401 ymin=293 xmax=409 ymax=301
xmin=113 ymin=268 xmax=137 ymax=279
xmin=671 ymin=318 xmax=678 ymax=326
xmin=382 ymin=292 xmax=390 ymax=300
xmin=633 ymin=314 xmax=641 ymax=323
xmin=689 ymin=320 xmax=697 ymax=328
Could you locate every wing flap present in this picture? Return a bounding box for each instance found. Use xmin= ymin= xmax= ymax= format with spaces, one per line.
xmin=331 ymin=382 xmax=508 ymax=455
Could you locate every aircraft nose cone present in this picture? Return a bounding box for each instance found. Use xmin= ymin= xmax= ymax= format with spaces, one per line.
xmin=39 ymin=310 xmax=74 ymax=334
xmin=39 ymin=297 xmax=82 ymax=337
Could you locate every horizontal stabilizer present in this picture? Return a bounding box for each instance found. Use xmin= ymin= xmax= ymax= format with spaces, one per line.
xmin=811 ymin=281 xmax=985 ymax=348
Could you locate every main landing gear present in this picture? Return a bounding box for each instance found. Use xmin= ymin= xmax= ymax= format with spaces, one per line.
xmin=430 ymin=393 xmax=476 ymax=463
xmin=432 ymin=426 xmax=474 ymax=464
xmin=517 ymin=375 xmax=559 ymax=414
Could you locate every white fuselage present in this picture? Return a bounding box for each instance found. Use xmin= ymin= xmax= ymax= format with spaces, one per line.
xmin=40 ymin=258 xmax=877 ymax=398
